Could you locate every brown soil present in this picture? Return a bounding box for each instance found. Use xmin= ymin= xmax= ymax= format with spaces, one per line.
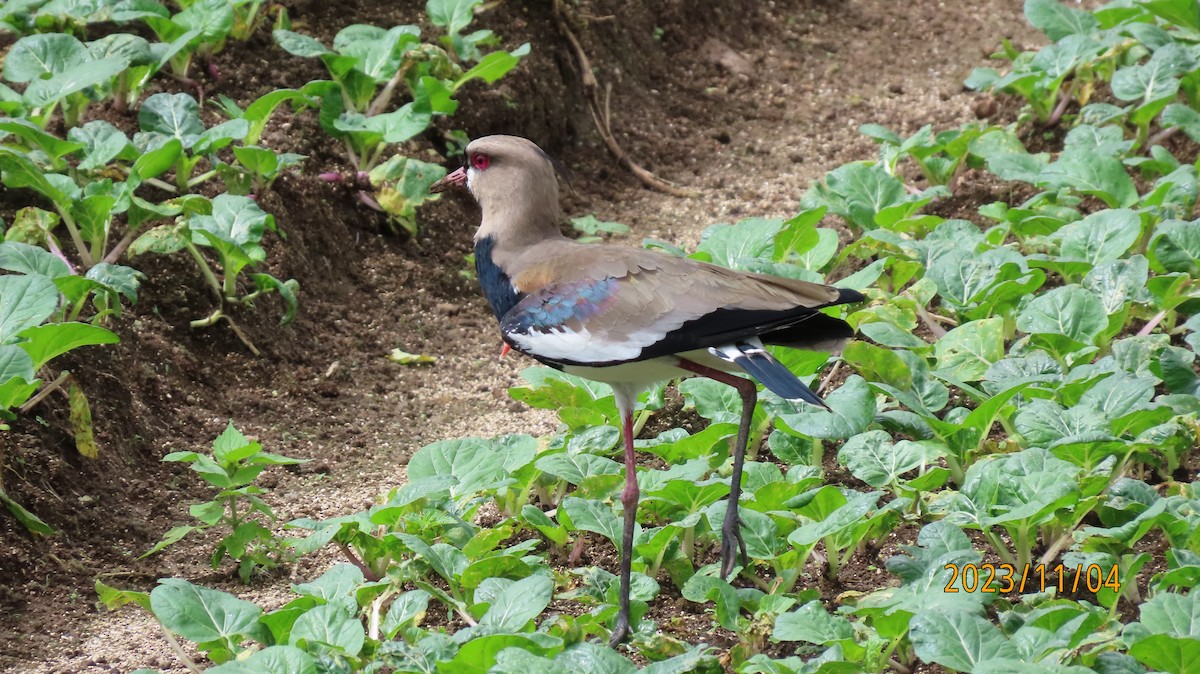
xmin=0 ymin=0 xmax=1037 ymax=671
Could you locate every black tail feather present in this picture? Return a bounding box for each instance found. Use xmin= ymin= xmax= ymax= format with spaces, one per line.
xmin=714 ymin=343 xmax=830 ymax=409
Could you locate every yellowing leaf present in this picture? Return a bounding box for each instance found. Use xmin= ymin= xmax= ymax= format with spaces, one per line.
xmin=68 ymin=380 xmax=98 ymax=459
xmin=388 ymin=348 xmax=436 ymax=366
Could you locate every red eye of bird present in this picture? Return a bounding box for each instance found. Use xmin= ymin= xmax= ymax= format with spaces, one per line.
xmin=472 ymin=153 xmax=490 ymax=170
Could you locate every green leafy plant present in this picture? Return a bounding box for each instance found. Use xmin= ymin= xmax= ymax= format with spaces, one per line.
xmin=144 ymin=422 xmax=305 ymax=581
xmin=130 ymin=193 xmax=299 ymax=353
xmin=274 ymin=2 xmax=528 ymax=232
xmin=1 ymin=32 xmax=130 ymax=128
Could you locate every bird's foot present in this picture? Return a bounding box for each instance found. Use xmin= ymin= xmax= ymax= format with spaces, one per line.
xmin=719 ymin=514 xmax=749 ymax=579
xmin=609 ymin=612 xmax=631 ymax=648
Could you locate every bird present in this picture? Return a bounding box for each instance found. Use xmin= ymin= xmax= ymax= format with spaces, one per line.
xmin=430 ymin=135 xmax=863 ymax=647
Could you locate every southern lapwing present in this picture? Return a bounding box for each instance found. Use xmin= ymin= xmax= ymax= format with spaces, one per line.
xmin=430 ymin=135 xmax=863 ymax=646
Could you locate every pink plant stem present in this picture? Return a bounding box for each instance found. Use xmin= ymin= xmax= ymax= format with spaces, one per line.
xmin=1138 ymin=310 xmax=1168 ymax=336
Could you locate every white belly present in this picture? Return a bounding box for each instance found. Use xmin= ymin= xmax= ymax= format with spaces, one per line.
xmin=559 ymin=349 xmax=735 ymax=391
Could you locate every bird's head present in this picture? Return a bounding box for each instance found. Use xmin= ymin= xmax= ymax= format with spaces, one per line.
xmin=431 ymin=135 xmax=566 ymax=243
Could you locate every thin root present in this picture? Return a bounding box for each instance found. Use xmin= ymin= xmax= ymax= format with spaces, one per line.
xmin=554 ymin=0 xmax=698 ymax=198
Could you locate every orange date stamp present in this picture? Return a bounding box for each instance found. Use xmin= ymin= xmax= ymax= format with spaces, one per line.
xmin=943 ymin=563 xmax=1122 ymax=594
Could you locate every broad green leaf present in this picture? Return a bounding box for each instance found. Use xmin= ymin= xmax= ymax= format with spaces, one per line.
xmin=1163 ymin=103 xmax=1200 ymax=143
xmin=290 ymin=603 xmax=364 ymax=656
xmin=426 ymin=0 xmax=480 ymax=34
xmin=536 ymin=453 xmax=621 ymax=485
xmin=1038 ymin=150 xmax=1138 ymax=208
xmin=272 ymin=29 xmax=330 ymax=58
xmin=693 ymin=217 xmax=786 ymax=270
xmin=369 ymin=155 xmax=446 ymax=234
xmin=149 ymin=578 xmax=266 ymax=646
xmin=193 ymin=119 xmax=250 ymax=156
xmin=1024 ymin=0 xmax=1099 ymax=40
xmin=681 ymin=573 xmax=741 ymax=631
xmin=23 ymin=57 xmax=128 ymax=109
xmin=838 ymin=430 xmax=932 ymax=488
xmin=249 ymin=274 xmax=299 ymax=325
xmin=87 ymin=32 xmax=154 ymax=66
xmin=409 ymin=435 xmax=535 ymax=499
xmin=132 ymin=137 xmax=182 ymax=181
xmin=175 ymin=0 xmax=234 ymax=41
xmin=970 ymin=128 xmax=1049 ymax=183
xmin=789 ymin=488 xmax=880 ymax=546
xmin=4 ymin=33 xmax=87 ymax=82
xmin=0 ymin=274 xmax=59 ymax=344
xmin=139 ymin=92 xmax=204 ymax=148
xmin=1058 ymin=209 xmax=1141 ymax=266
xmin=561 ymin=496 xmax=624 ymax=548
xmin=16 ymin=322 xmax=118 ymax=370
xmin=0 ymin=118 xmax=83 ymax=161
xmin=1149 ymin=219 xmax=1200 ymax=274
xmin=910 ymin=609 xmax=1020 ymax=671
xmin=1129 ymin=634 xmax=1200 ymax=674
xmin=1111 ymin=44 xmax=1189 ymax=103
xmin=382 ymin=590 xmax=430 ymax=639
xmin=1083 ymin=256 xmax=1149 ymax=313
xmin=709 ymin=499 xmax=779 ymax=559
xmin=362 ymin=103 xmax=431 ymax=144
xmin=69 ymin=120 xmax=135 ymax=171
xmin=0 ymin=343 xmax=37 ymax=391
xmin=190 ymin=194 xmax=273 ymax=261
xmin=292 ymin=563 xmax=363 ymax=603
xmin=773 ymin=600 xmax=855 ymax=644
xmin=934 ymin=317 xmax=1005 ymax=382
xmin=1139 ymin=0 xmax=1200 ymax=30
xmin=803 ymin=162 xmax=908 ymax=231
xmin=453 ymin=44 xmax=530 ymax=91
xmin=1015 ymin=399 xmax=1108 ymax=446
xmin=842 ymin=341 xmax=914 ymax=390
xmin=0 ymin=151 xmax=71 ymax=206
xmin=1140 ymin=587 xmax=1200 ymax=638
xmin=1064 ymin=124 xmax=1133 ymax=158
xmin=0 ymin=242 xmax=69 ymax=279
xmin=478 ymin=574 xmax=553 ymax=631
xmin=1016 ymin=285 xmax=1105 ymax=344
xmin=87 ymin=263 xmax=143 ymax=304
xmin=94 ymin=579 xmax=151 ymax=611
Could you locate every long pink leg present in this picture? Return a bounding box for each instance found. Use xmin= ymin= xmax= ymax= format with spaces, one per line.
xmin=676 ymin=358 xmax=757 ymax=578
xmin=609 ymin=398 xmax=637 ymax=647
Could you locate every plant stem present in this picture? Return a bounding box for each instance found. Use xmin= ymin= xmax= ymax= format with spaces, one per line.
xmin=221 ymin=315 xmax=262 ymax=357
xmin=57 ymin=208 xmax=94 ymax=269
xmin=187 ymin=169 xmax=219 ymax=189
xmin=190 ymin=309 xmax=223 ymax=328
xmin=366 ymin=63 xmax=412 ymax=117
xmin=68 ymin=294 xmax=88 ymax=322
xmin=1138 ymin=310 xmax=1168 ymax=336
xmin=19 ymin=371 xmax=71 ymax=414
xmin=1045 ymin=83 xmax=1074 ymax=127
xmin=143 ymin=177 xmax=179 ymax=193
xmin=185 ymin=243 xmax=224 ymax=303
xmin=632 ymin=408 xmax=653 ymax=437
xmin=160 ymin=629 xmax=204 ymax=674
xmin=1146 ymin=126 xmax=1179 ymax=150
xmin=102 ymin=228 xmax=141 ymax=265
xmin=337 ymin=542 xmax=381 ymax=582
xmin=983 ymin=528 xmax=1014 ymax=566
xmin=223 ymin=268 xmax=238 ymax=301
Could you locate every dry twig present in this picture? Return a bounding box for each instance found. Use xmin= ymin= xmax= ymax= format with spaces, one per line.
xmin=553 ymin=0 xmax=698 ymax=197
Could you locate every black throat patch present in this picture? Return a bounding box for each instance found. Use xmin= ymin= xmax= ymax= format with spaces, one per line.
xmin=474 ymin=236 xmax=521 ymax=320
